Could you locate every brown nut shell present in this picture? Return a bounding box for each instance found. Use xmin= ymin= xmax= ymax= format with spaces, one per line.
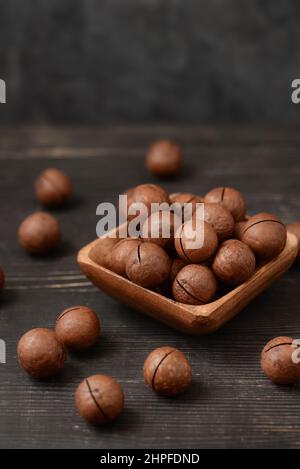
xmin=169 ymin=192 xmax=203 ymax=204
xmin=110 ymin=238 xmax=143 ymax=276
xmin=126 ymin=242 xmax=171 ymax=288
xmin=17 ymin=328 xmax=66 ymax=378
xmin=212 ymin=239 xmax=256 ymax=286
xmin=119 ymin=187 xmax=135 ymax=220
xmin=242 ymin=212 xmax=287 ymax=260
xmin=169 ymin=193 xmax=203 ymax=220
xmin=89 ymin=237 xmax=117 ymax=269
xmin=143 ymin=346 xmax=192 ymax=396
xmin=55 ymin=306 xmax=100 ymax=351
xmin=204 ymin=187 xmax=246 ymax=221
xmin=194 ymin=203 xmax=234 ymax=241
xmin=172 ymin=264 xmax=217 ymax=305
xmin=18 ymin=212 xmax=61 ymax=254
xmin=141 ymin=211 xmax=180 ymax=249
xmin=175 ymin=220 xmax=218 ymax=263
xmin=35 ymin=168 xmax=72 ymax=208
xmin=261 ymin=336 xmax=300 ymax=385
xmin=234 ymin=221 xmax=247 ymax=240
xmin=75 ymin=375 xmax=124 ymax=424
xmin=169 ymin=258 xmax=188 ymax=285
xmin=146 ymin=140 xmax=183 ymax=177
xmin=128 ymin=184 xmax=170 ymax=221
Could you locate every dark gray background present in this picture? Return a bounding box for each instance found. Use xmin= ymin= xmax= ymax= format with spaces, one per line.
xmin=1 ymin=0 xmax=300 ymax=123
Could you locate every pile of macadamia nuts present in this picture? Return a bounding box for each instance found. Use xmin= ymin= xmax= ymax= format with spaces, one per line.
xmin=109 ymin=183 xmax=288 ymax=306
xmin=6 ymin=140 xmax=300 ymax=430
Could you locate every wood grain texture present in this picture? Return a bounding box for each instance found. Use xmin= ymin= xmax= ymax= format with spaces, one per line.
xmin=1 ymin=125 xmax=300 ymax=449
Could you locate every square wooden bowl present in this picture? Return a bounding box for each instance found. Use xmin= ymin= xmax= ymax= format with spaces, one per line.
xmin=78 ymin=225 xmax=298 ymax=335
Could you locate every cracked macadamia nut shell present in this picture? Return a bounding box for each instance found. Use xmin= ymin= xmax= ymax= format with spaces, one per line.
xmin=169 ymin=193 xmax=203 ymax=219
xmin=242 ymin=212 xmax=287 ymax=260
xmin=126 ymin=242 xmax=171 ymax=288
xmin=55 ymin=306 xmax=100 ymax=351
xmin=169 ymin=258 xmax=188 ymax=285
xmin=204 ymin=187 xmax=246 ymax=221
xmin=194 ymin=203 xmax=235 ymax=241
xmin=18 ymin=211 xmax=61 ymax=254
xmin=17 ymin=328 xmax=66 ymax=378
xmin=127 ymin=184 xmax=170 ymax=221
xmin=172 ymin=264 xmax=217 ymax=305
xmin=169 ymin=192 xmax=203 ymax=204
xmin=143 ymin=346 xmax=192 ymax=396
xmin=110 ymin=238 xmax=143 ymax=276
xmin=146 ymin=140 xmax=183 ymax=177
xmin=175 ymin=220 xmax=218 ymax=263
xmin=261 ymin=336 xmax=300 ymax=385
xmin=212 ymin=239 xmax=256 ymax=286
xmin=35 ymin=168 xmax=73 ymax=208
xmin=286 ymin=222 xmax=300 ymax=262
xmin=75 ymin=374 xmax=124 ymax=424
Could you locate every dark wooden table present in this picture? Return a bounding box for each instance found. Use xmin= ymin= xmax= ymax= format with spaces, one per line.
xmin=1 ymin=125 xmax=300 ymax=449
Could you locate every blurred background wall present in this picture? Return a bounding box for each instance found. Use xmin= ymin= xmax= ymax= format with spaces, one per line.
xmin=0 ymin=0 xmax=299 ymax=124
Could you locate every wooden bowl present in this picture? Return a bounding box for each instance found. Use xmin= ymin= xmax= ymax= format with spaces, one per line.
xmin=77 ymin=226 xmax=298 ymax=335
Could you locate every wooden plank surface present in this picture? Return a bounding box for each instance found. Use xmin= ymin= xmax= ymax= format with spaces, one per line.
xmin=0 ymin=125 xmax=300 ymax=449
